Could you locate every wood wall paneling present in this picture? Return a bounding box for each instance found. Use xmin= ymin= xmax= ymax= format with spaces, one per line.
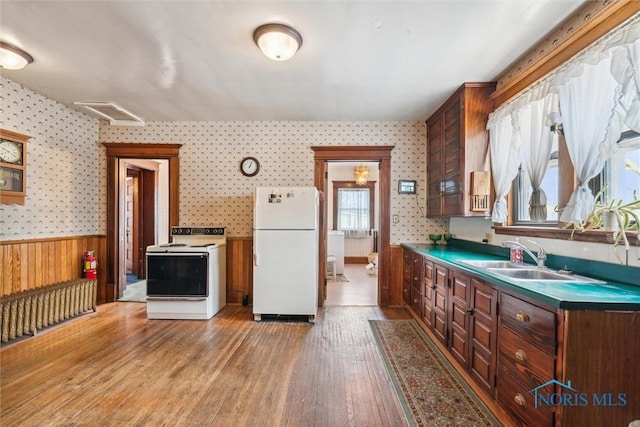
xmin=0 ymin=236 xmax=106 ymax=301
xmin=226 ymin=237 xmax=253 ymax=305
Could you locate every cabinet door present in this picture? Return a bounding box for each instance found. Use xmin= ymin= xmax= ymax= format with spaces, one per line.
xmin=422 ymin=259 xmax=435 ymax=329
xmin=441 ymin=98 xmax=462 ymax=216
xmin=426 ymin=114 xmax=443 ymax=217
xmin=469 ymin=278 xmax=498 ymax=394
xmin=432 ymin=264 xmax=448 ymax=345
xmin=448 ymin=270 xmax=471 ymax=368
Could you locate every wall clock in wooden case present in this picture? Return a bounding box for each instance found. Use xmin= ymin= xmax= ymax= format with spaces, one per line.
xmin=0 ymin=128 xmax=30 ymax=205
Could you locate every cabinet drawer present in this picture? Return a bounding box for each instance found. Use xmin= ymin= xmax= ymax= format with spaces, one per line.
xmin=499 ymin=326 xmax=555 ymax=389
xmin=411 ymin=285 xmax=422 ymax=314
xmin=500 ymin=293 xmax=556 ymax=355
xmin=403 ymin=262 xmax=411 ymax=281
xmin=497 ymin=365 xmax=554 ymax=427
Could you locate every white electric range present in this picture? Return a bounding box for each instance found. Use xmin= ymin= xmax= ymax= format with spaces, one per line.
xmin=145 ymin=227 xmax=226 ymax=320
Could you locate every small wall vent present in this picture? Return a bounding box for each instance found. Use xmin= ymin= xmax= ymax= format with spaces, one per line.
xmin=74 ymin=102 xmax=144 ymax=126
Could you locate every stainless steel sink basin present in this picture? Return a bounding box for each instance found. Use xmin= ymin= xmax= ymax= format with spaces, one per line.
xmin=487 ymin=268 xmax=605 ymax=283
xmin=458 ymin=260 xmax=528 ymax=269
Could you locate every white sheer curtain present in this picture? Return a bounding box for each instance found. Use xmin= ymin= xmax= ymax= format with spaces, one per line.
xmin=551 ymin=51 xmax=623 ymax=223
xmin=513 ymin=82 xmax=559 ymax=222
xmin=337 ymin=188 xmax=370 ymax=235
xmin=609 ymin=19 xmax=640 ymax=132
xmin=487 ymin=104 xmax=520 ymax=223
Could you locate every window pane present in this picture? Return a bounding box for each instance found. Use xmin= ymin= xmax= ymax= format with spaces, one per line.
xmin=337 ymin=188 xmax=370 ymax=230
xmin=603 ymin=134 xmax=640 ymax=203
xmin=515 ymin=156 xmax=559 ymax=223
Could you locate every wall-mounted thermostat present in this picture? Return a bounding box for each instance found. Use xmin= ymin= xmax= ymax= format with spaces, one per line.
xmin=398 ymin=180 xmax=416 ymax=194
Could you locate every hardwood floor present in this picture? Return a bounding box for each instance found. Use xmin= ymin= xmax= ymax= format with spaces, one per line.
xmin=1 ymin=303 xmax=411 ymax=426
xmin=325 ymin=264 xmax=377 ymax=306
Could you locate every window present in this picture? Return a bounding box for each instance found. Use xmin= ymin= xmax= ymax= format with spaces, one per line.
xmin=595 ymin=130 xmax=640 ymax=205
xmin=332 ymin=181 xmax=375 ymax=231
xmin=511 ymin=130 xmax=640 ymax=226
xmin=513 ymin=152 xmax=560 ymax=224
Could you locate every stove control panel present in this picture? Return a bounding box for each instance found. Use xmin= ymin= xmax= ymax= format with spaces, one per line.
xmin=171 ymin=227 xmax=226 ymax=236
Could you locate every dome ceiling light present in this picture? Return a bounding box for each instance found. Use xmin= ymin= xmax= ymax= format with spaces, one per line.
xmin=253 ymin=23 xmax=302 ymax=61
xmin=0 ymin=41 xmax=34 ymax=70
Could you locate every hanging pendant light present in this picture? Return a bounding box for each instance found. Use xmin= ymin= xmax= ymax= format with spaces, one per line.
xmin=354 ymin=165 xmax=370 ymax=185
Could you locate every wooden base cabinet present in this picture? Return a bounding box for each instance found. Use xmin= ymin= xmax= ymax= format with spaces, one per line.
xmin=403 ymin=249 xmax=423 ymax=316
xmin=468 ymin=278 xmax=498 ymax=395
xmin=408 ymin=250 xmax=498 ymax=396
xmin=402 ymin=247 xmax=640 ymax=426
xmin=497 ymin=292 xmax=556 ymax=426
xmin=448 ymin=270 xmax=471 ymax=368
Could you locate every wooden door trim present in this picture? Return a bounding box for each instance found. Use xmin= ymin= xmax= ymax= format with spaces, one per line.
xmin=312 ymin=145 xmax=394 ymax=306
xmin=103 ymin=143 xmax=181 ymax=302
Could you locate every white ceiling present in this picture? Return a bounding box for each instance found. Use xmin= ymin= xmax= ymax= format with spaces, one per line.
xmin=0 ymin=1 xmax=587 ymax=123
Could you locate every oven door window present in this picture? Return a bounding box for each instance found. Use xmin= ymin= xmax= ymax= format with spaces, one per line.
xmin=147 ymin=254 xmax=209 ymax=297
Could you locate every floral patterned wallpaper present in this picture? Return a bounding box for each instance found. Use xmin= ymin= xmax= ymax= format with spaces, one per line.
xmin=0 ymin=78 xmax=104 ymax=240
xmin=1 ymin=76 xmax=444 ymax=244
xmin=99 ymin=121 xmax=446 ymax=244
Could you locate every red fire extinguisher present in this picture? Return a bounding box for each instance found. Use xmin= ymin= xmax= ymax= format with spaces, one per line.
xmin=83 ymin=251 xmax=97 ymax=279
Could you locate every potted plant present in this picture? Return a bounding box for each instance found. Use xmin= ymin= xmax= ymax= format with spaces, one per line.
xmin=565 ymin=160 xmax=640 ymax=263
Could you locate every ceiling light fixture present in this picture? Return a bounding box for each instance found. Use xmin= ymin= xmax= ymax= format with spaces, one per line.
xmin=0 ymin=41 xmax=34 ymax=70
xmin=253 ymin=23 xmax=302 ymax=61
xmin=354 ymin=165 xmax=370 ymax=186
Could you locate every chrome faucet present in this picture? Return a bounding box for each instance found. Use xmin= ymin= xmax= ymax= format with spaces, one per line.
xmin=502 ymin=239 xmax=547 ymax=268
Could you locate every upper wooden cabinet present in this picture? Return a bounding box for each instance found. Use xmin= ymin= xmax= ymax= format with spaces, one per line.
xmin=426 ymin=82 xmax=495 ymax=217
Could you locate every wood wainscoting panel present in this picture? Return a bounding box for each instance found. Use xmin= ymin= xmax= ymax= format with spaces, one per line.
xmin=0 ymin=236 xmax=106 ymax=302
xmin=226 ymin=237 xmax=253 ymax=305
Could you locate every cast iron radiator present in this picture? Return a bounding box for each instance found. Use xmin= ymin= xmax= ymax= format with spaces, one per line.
xmin=0 ymin=279 xmax=97 ymax=343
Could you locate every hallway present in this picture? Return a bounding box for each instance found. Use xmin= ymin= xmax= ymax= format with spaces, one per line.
xmin=325 ymin=263 xmax=377 ymax=306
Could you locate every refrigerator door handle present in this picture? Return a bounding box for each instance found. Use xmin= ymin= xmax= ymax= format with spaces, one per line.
xmin=253 ymin=231 xmax=259 ymax=266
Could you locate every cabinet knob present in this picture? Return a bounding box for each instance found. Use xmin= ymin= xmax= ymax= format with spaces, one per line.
xmin=515 ymin=349 xmax=528 ymax=363
xmin=465 ymin=308 xmax=474 ymax=315
xmin=431 ymin=285 xmax=437 ymax=290
xmin=514 ymin=393 xmax=527 ymax=407
xmin=515 ymin=311 xmax=530 ymax=323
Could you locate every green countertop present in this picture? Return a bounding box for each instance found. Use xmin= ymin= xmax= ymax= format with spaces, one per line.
xmin=402 ymin=242 xmax=640 ymax=311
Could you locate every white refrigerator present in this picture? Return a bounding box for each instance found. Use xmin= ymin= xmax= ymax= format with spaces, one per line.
xmin=253 ymin=187 xmax=319 ymax=323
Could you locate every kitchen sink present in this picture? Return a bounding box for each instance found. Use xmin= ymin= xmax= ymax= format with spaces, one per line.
xmin=486 ymin=268 xmax=605 ymax=283
xmin=458 ymin=260 xmax=528 ymax=269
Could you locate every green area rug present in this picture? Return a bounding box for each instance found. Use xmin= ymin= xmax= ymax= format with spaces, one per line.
xmin=369 ymin=319 xmax=500 ymax=427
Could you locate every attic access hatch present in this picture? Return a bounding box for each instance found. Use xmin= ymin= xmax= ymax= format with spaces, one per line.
xmin=74 ymin=102 xmax=145 ymax=126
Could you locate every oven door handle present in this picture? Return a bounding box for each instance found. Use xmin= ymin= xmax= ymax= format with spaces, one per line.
xmin=146 ymin=253 xmax=208 ymax=258
xmin=146 ymin=297 xmax=208 ymax=302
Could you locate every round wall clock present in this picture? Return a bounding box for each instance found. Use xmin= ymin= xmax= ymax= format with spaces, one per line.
xmin=0 ymin=139 xmax=23 ymax=164
xmin=240 ymin=157 xmax=260 ymax=177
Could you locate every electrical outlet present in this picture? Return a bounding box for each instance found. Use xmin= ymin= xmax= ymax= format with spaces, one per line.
xmin=392 ymin=214 xmax=399 ymax=224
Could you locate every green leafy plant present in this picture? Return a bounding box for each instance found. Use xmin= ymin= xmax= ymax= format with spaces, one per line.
xmin=564 ymin=183 xmax=640 ymax=263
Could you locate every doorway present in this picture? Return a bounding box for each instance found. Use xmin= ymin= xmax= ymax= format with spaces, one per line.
xmin=325 ymin=161 xmax=379 ymax=306
xmin=311 ymin=145 xmax=394 ymax=307
xmin=103 ymin=143 xmax=181 ymax=303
